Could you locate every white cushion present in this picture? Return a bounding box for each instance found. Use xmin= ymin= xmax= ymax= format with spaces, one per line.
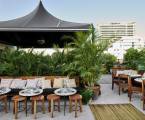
xmin=36 ymin=77 xmax=45 ymax=87
xmin=41 ymin=80 xmax=51 ymax=89
xmin=10 ymin=79 xmax=26 ymax=89
xmin=53 ymin=78 xmax=64 ymax=88
xmin=142 ymin=73 xmax=145 ymax=78
xmin=64 ymin=79 xmax=76 ymax=87
xmin=26 ymin=79 xmax=38 ymax=88
xmin=0 ymin=79 xmax=13 ymax=88
xmin=131 ymin=70 xmax=138 ymax=75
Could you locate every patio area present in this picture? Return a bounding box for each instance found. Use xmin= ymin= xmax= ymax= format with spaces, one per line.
xmin=0 ymin=74 xmax=144 ymax=120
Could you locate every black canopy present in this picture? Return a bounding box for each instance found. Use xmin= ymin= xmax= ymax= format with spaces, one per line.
xmin=0 ymin=1 xmax=90 ymax=48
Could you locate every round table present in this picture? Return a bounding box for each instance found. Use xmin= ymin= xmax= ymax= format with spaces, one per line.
xmin=0 ymin=87 xmax=11 ymax=95
xmin=19 ymin=88 xmax=43 ymax=97
xmin=129 ymin=74 xmax=142 ymax=78
xmin=54 ymin=88 xmax=76 ymax=116
xmin=134 ymin=78 xmax=145 ymax=83
xmin=19 ymin=88 xmax=43 ymax=119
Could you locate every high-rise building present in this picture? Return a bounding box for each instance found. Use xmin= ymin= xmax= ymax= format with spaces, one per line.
xmin=97 ymin=22 xmax=136 ymax=40
xmin=107 ymin=36 xmax=145 ymax=60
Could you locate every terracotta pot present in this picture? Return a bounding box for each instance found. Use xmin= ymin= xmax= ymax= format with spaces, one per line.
xmin=88 ymin=85 xmax=101 ymax=100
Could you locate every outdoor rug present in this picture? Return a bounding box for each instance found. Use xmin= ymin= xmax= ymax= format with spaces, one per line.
xmin=90 ymin=104 xmax=145 ymax=120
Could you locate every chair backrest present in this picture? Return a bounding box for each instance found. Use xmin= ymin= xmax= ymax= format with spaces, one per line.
xmin=111 ymin=66 xmax=126 ymax=79
xmin=118 ymin=74 xmax=128 ymax=79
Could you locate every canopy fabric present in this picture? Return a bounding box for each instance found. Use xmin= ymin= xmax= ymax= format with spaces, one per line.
xmin=0 ymin=1 xmax=90 ymax=32
xmin=0 ymin=1 xmax=90 ymax=48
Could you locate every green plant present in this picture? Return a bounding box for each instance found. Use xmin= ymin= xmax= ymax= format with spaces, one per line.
xmin=80 ymin=88 xmax=93 ymax=104
xmin=64 ymin=26 xmax=111 ymax=87
xmin=102 ymin=53 xmax=117 ymax=73
xmin=124 ymin=48 xmax=140 ymax=69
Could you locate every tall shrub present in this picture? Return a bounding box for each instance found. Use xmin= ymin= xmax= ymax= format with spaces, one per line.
xmin=124 ymin=48 xmax=140 ymax=69
xmin=102 ymin=53 xmax=117 ymax=73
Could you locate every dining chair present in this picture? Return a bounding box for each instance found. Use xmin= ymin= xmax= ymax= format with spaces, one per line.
xmin=0 ymin=95 xmax=7 ymax=113
xmin=117 ymin=74 xmax=128 ymax=95
xmin=142 ymin=79 xmax=145 ymax=110
xmin=47 ymin=94 xmax=60 ymax=118
xmin=30 ymin=95 xmax=45 ymax=119
xmin=69 ymin=94 xmax=83 ymax=118
xmin=112 ymin=67 xmax=127 ymax=95
xmin=12 ymin=95 xmax=27 ymax=119
xmin=128 ymin=76 xmax=142 ymax=101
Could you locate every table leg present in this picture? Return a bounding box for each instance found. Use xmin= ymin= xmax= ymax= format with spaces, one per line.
xmin=34 ymin=100 xmax=37 ymax=119
xmin=9 ymin=97 xmax=11 ymax=110
xmin=26 ymin=98 xmax=27 ymax=116
xmin=75 ymin=99 xmax=78 ymax=118
xmin=15 ymin=101 xmax=18 ymax=119
xmin=64 ymin=96 xmax=66 ymax=116
xmin=51 ymin=99 xmax=54 ymax=118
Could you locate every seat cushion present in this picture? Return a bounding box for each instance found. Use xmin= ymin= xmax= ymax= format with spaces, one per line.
xmin=0 ymin=78 xmax=13 ymax=88
xmin=42 ymin=88 xmax=57 ymax=95
xmin=26 ymin=79 xmax=38 ymax=88
xmin=69 ymin=94 xmax=82 ymax=100
xmin=12 ymin=95 xmax=26 ymax=101
xmin=53 ymin=78 xmax=64 ymax=88
xmin=47 ymin=94 xmax=60 ymax=101
xmin=10 ymin=79 xmax=26 ymax=89
xmin=64 ymin=79 xmax=76 ymax=87
xmin=30 ymin=95 xmax=44 ymax=101
xmin=9 ymin=89 xmax=22 ymax=95
xmin=36 ymin=77 xmax=45 ymax=87
xmin=38 ymin=79 xmax=51 ymax=89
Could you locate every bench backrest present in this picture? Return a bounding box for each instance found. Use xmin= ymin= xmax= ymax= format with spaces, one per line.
xmin=0 ymin=76 xmax=80 ymax=87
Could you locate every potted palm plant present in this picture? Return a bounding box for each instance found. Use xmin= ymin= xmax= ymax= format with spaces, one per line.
xmin=63 ymin=26 xmax=111 ymax=101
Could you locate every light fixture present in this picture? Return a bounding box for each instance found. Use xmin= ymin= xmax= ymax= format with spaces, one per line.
xmin=37 ymin=39 xmax=45 ymax=45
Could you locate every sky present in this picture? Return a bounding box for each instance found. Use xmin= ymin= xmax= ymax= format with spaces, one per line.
xmin=0 ymin=0 xmax=145 ymax=38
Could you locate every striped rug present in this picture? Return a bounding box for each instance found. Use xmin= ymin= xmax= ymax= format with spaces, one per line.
xmin=90 ymin=104 xmax=145 ymax=120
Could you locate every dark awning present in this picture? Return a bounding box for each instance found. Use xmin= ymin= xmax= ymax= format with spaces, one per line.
xmin=0 ymin=1 xmax=91 ymax=48
xmin=0 ymin=1 xmax=90 ymax=32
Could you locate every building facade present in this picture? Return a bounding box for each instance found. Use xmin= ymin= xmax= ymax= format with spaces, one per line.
xmin=97 ymin=22 xmax=136 ymax=40
xmin=107 ymin=36 xmax=145 ymax=60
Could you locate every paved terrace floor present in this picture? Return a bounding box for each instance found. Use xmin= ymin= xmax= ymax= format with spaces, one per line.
xmin=0 ymin=74 xmax=145 ymax=120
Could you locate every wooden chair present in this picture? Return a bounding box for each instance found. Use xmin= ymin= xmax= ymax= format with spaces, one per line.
xmin=128 ymin=76 xmax=142 ymax=101
xmin=142 ymin=80 xmax=145 ymax=110
xmin=30 ymin=95 xmax=45 ymax=119
xmin=47 ymin=94 xmax=60 ymax=118
xmin=117 ymin=74 xmax=129 ymax=95
xmin=69 ymin=94 xmax=83 ymax=118
xmin=12 ymin=95 xmax=27 ymax=119
xmin=112 ymin=67 xmax=126 ymax=90
xmin=112 ymin=66 xmax=128 ymax=95
xmin=0 ymin=95 xmax=7 ymax=113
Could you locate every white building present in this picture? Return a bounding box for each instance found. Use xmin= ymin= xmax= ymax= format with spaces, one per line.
xmin=107 ymin=36 xmax=145 ymax=60
xmin=97 ymin=22 xmax=136 ymax=40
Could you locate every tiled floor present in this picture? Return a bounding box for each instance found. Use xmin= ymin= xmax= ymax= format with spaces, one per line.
xmin=0 ymin=75 xmax=145 ymax=120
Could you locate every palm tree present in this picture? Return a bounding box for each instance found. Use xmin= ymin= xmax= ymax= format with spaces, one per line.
xmin=64 ymin=26 xmax=111 ymax=87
